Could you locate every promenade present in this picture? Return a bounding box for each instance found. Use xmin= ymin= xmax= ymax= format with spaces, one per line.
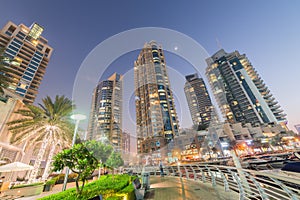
xmin=145 ymin=176 xmax=239 ymax=200
xmin=10 ymin=175 xmax=239 ymax=200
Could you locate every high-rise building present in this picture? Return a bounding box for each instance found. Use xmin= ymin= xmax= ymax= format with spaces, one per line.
xmin=134 ymin=41 xmax=179 ymax=153
xmin=295 ymin=124 xmax=300 ymax=134
xmin=122 ymin=131 xmax=131 ymax=153
xmin=206 ymin=49 xmax=286 ymax=126
xmin=0 ymin=21 xmax=53 ymax=104
xmin=184 ymin=73 xmax=215 ymax=127
xmin=87 ymin=73 xmax=123 ymax=151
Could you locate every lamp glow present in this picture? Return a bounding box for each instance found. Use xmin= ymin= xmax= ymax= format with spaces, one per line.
xmin=62 ymin=113 xmax=86 ymax=191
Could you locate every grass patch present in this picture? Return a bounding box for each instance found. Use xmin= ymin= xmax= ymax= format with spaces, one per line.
xmin=39 ymin=174 xmax=135 ymax=200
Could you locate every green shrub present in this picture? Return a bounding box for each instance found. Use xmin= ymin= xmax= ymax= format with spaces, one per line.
xmin=45 ymin=178 xmax=56 ymax=186
xmin=39 ymin=174 xmax=135 ymax=200
xmin=54 ymin=173 xmax=78 ymax=184
xmin=106 ymin=196 xmax=123 ymax=200
xmin=109 ymin=184 xmax=135 ymax=200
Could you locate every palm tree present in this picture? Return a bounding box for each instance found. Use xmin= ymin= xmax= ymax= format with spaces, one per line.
xmin=0 ymin=48 xmax=14 ymax=94
xmin=7 ymin=95 xmax=75 ymax=182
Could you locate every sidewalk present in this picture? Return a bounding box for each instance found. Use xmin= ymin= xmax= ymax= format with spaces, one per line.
xmin=145 ymin=176 xmax=239 ymax=200
xmin=15 ymin=182 xmax=77 ymax=200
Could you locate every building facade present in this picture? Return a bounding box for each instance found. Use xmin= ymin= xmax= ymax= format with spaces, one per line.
xmin=122 ymin=131 xmax=131 ymax=153
xmin=0 ymin=21 xmax=53 ymax=104
xmin=87 ymin=73 xmax=123 ymax=152
xmin=134 ymin=41 xmax=179 ymax=153
xmin=295 ymin=124 xmax=300 ymax=134
xmin=0 ymin=90 xmax=25 ymax=165
xmin=184 ymin=73 xmax=215 ymax=127
xmin=206 ymin=49 xmax=286 ymax=127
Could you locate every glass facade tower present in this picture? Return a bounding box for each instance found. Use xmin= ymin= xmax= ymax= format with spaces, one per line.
xmin=206 ymin=49 xmax=286 ymax=126
xmin=0 ymin=21 xmax=53 ymax=104
xmin=134 ymin=41 xmax=179 ymax=153
xmin=184 ymin=73 xmax=215 ymax=127
xmin=87 ymin=73 xmax=123 ymax=152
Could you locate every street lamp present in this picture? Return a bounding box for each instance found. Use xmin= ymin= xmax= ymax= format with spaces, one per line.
xmin=62 ymin=113 xmax=86 ymax=191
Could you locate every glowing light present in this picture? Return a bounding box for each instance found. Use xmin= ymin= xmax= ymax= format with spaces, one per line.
xmin=174 ymin=46 xmax=178 ymax=51
xmin=70 ymin=114 xmax=87 ymax=121
xmin=28 ymin=23 xmax=44 ymax=39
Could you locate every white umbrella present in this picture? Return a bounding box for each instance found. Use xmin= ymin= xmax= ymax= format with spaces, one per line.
xmin=0 ymin=160 xmax=7 ymax=164
xmin=0 ymin=162 xmax=34 ymax=172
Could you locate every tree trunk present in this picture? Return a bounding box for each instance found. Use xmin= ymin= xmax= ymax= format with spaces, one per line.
xmin=75 ymin=174 xmax=80 ymax=194
xmin=41 ymin=142 xmax=56 ymax=181
xmin=75 ymin=180 xmax=80 ymax=193
xmin=28 ymin=135 xmax=49 ymax=183
xmin=79 ymin=179 xmax=85 ymax=194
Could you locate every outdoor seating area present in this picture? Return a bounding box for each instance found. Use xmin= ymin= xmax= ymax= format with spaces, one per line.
xmin=0 ymin=161 xmax=38 ymax=198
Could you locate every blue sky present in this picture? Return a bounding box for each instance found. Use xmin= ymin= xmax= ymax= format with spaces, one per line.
xmin=1 ymin=1 xmax=299 ymax=132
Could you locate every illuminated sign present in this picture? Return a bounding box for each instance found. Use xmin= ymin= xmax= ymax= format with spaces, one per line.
xmin=28 ymin=23 xmax=44 ymax=39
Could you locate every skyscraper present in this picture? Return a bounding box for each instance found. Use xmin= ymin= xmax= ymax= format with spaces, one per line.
xmin=206 ymin=49 xmax=286 ymax=126
xmin=87 ymin=73 xmax=123 ymax=151
xmin=184 ymin=73 xmax=215 ymax=127
xmin=295 ymin=124 xmax=300 ymax=134
xmin=134 ymin=41 xmax=179 ymax=153
xmin=0 ymin=21 xmax=53 ymax=104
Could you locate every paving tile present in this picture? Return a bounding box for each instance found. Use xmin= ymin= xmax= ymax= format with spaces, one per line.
xmin=145 ymin=176 xmax=239 ymax=200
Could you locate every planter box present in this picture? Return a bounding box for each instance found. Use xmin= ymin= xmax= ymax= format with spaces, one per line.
xmin=2 ymin=184 xmax=44 ymax=197
xmin=43 ymin=184 xmax=54 ymax=192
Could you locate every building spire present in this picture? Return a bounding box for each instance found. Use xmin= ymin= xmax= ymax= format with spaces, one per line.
xmin=216 ymin=37 xmax=222 ymax=50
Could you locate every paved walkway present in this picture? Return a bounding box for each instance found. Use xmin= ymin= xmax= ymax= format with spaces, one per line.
xmin=145 ymin=176 xmax=239 ymax=200
xmin=5 ymin=176 xmax=239 ymax=199
xmin=14 ymin=182 xmax=77 ymax=200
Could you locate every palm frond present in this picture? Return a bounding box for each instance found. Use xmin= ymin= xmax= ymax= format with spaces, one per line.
xmin=8 ymin=95 xmax=76 ymax=148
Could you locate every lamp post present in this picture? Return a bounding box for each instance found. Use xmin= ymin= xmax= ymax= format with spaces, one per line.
xmin=62 ymin=114 xmax=86 ymax=191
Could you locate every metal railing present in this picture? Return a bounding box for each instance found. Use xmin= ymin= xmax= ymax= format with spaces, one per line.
xmin=124 ymin=164 xmax=300 ymax=200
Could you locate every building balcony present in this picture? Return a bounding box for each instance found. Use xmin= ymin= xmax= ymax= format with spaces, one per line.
xmin=268 ymin=100 xmax=278 ymax=106
xmin=273 ymin=108 xmax=284 ymax=114
xmin=270 ymin=104 xmax=280 ymax=110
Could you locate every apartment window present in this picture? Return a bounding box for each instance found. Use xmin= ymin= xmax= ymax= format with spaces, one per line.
xmin=13 ymin=38 xmax=23 ymax=45
xmin=35 ymin=51 xmax=44 ymax=57
xmin=29 ymin=64 xmax=37 ymax=70
xmin=5 ymin=49 xmax=17 ymax=56
xmin=32 ymin=57 xmax=41 ymax=63
xmin=23 ymin=75 xmax=32 ymax=81
xmin=30 ymin=60 xmax=39 ymax=66
xmin=8 ymin=45 xmax=19 ymax=52
xmin=34 ymin=54 xmax=42 ymax=60
xmin=5 ymin=31 xmax=12 ymax=36
xmin=16 ymin=87 xmax=26 ymax=94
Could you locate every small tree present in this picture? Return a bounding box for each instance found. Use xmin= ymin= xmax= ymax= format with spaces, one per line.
xmin=106 ymin=151 xmax=124 ymax=175
xmin=85 ymin=140 xmax=113 ymax=164
xmin=84 ymin=140 xmax=114 ymax=175
xmin=52 ymin=143 xmax=99 ymax=195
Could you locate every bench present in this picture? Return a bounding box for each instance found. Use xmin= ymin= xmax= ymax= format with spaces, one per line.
xmin=132 ymin=178 xmax=145 ymax=200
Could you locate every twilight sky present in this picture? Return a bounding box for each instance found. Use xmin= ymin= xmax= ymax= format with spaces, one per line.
xmin=1 ymin=0 xmax=299 ymax=133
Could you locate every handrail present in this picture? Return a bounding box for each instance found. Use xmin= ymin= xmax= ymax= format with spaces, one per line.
xmin=124 ymin=164 xmax=300 ymax=200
